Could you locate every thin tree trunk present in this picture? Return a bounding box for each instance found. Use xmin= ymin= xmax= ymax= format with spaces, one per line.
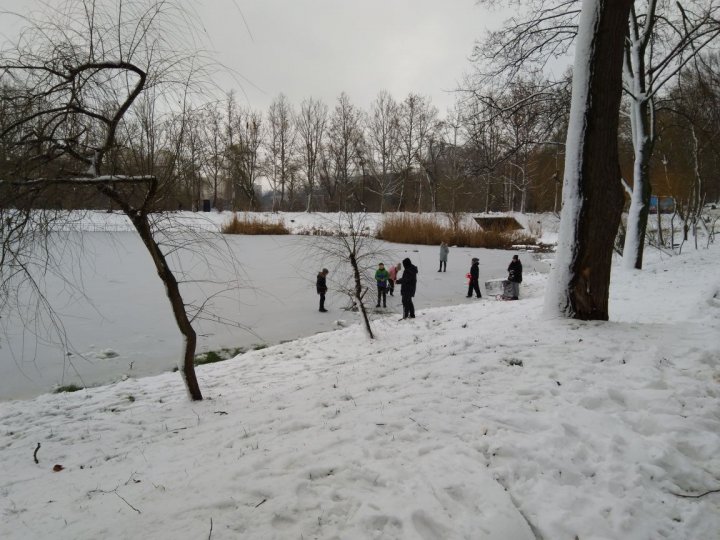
xmin=350 ymin=253 xmax=374 ymax=339
xmin=623 ymin=97 xmax=653 ymax=269
xmin=130 ymin=214 xmax=203 ymax=400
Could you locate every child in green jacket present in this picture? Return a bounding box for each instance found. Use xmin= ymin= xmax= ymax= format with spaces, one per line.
xmin=375 ymin=263 xmax=389 ymax=308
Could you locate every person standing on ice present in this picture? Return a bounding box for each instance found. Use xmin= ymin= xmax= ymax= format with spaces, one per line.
xmin=375 ymin=262 xmax=389 ymax=308
xmin=396 ymin=257 xmax=418 ymax=319
xmin=438 ymin=241 xmax=449 ymax=272
xmin=507 ymin=255 xmax=522 ymax=300
xmin=388 ymin=262 xmax=400 ymax=296
xmin=316 ymin=268 xmax=329 ymax=312
xmin=466 ymin=257 xmax=482 ymax=298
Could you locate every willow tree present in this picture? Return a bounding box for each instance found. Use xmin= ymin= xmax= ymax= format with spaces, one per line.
xmin=0 ymin=0 xmax=217 ymax=400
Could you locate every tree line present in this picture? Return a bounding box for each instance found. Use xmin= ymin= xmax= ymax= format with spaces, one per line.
xmin=3 ymin=70 xmax=717 ymax=221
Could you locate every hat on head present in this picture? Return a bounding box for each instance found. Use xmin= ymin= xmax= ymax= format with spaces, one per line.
xmin=402 ymin=257 xmax=412 ymax=267
xmin=512 ymin=255 xmax=519 ymax=260
xmin=322 ymin=268 xmax=329 ymax=274
xmin=472 ymin=257 xmax=479 ymax=262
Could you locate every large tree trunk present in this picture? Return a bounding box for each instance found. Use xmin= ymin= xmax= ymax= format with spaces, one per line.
xmin=544 ymin=0 xmax=632 ymax=320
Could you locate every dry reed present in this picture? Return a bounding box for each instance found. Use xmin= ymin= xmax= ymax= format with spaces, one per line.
xmin=221 ymin=214 xmax=290 ymax=235
xmin=376 ymin=214 xmax=536 ymax=249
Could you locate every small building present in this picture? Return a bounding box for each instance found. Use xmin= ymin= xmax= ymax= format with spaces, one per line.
xmin=473 ymin=216 xmax=524 ymax=232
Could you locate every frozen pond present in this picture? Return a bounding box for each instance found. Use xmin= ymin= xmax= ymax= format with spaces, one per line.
xmin=0 ymin=232 xmax=549 ymax=400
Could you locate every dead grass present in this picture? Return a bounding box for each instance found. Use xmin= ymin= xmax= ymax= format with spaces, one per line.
xmin=221 ymin=214 xmax=290 ymax=235
xmin=377 ymin=214 xmax=537 ymax=249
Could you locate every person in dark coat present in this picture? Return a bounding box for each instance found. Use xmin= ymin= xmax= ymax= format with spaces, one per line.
xmin=316 ymin=268 xmax=329 ymax=312
xmin=396 ymin=257 xmax=418 ymax=319
xmin=507 ymin=255 xmax=522 ymax=300
xmin=466 ymin=257 xmax=481 ymax=298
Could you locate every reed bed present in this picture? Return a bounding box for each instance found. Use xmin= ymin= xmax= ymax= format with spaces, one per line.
xmin=376 ymin=214 xmax=536 ymax=249
xmin=221 ymin=214 xmax=290 ymax=235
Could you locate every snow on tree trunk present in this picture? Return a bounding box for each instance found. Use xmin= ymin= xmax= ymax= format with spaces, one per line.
xmin=544 ymin=0 xmax=632 ymax=320
xmin=622 ymin=38 xmax=653 ymax=270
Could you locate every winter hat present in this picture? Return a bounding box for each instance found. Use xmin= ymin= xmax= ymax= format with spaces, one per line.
xmin=402 ymin=257 xmax=412 ymax=268
xmin=472 ymin=257 xmax=479 ymax=262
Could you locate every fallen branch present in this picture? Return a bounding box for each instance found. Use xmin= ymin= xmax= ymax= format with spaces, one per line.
xmin=208 ymin=517 xmax=213 ymax=540
xmin=671 ymin=487 xmax=720 ymax=499
xmin=33 ymin=443 xmax=40 ymax=464
xmin=409 ymin=417 xmax=429 ymax=432
xmin=114 ymin=491 xmax=142 ymax=514
xmin=87 ymin=485 xmax=142 ymax=514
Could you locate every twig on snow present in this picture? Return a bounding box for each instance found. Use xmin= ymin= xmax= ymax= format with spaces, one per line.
xmin=87 ymin=484 xmax=142 ymax=514
xmin=409 ymin=417 xmax=429 ymax=431
xmin=33 ymin=443 xmax=41 ymax=464
xmin=671 ymin=487 xmax=720 ymax=499
xmin=208 ymin=517 xmax=213 ymax=540
xmin=114 ymin=491 xmax=142 ymax=514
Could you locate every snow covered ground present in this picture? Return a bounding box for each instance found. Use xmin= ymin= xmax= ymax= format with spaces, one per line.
xmin=1 ymin=229 xmax=718 ymax=539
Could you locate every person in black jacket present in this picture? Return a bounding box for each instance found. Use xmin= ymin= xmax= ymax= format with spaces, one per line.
xmin=507 ymin=255 xmax=522 ymax=300
xmin=396 ymin=257 xmax=418 ymax=319
xmin=466 ymin=257 xmax=481 ymax=298
xmin=316 ymin=268 xmax=329 ymax=312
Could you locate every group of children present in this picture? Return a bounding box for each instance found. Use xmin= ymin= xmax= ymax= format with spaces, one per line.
xmin=462 ymin=249 xmax=523 ymax=301
xmin=316 ymin=245 xmax=522 ymax=314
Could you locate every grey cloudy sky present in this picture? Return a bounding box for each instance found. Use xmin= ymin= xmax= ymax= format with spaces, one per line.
xmin=0 ymin=0 xmax=504 ymax=113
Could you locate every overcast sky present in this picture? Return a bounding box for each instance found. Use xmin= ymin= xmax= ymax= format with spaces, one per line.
xmin=0 ymin=0 xmax=505 ymax=114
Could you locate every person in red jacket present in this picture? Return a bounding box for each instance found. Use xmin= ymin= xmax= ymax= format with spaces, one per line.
xmin=388 ymin=262 xmax=400 ymax=296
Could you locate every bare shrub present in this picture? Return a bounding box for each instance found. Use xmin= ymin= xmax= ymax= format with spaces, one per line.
xmin=221 ymin=214 xmax=290 ymax=235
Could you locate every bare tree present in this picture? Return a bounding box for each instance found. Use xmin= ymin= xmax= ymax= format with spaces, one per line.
xmin=265 ymin=94 xmax=297 ymax=211
xmin=458 ymin=92 xmax=506 ymax=212
xmin=663 ymin=54 xmax=720 ymax=248
xmin=325 ymin=92 xmax=363 ymax=211
xmin=621 ymin=0 xmax=720 ymax=269
xmin=225 ymin=94 xmax=263 ymax=211
xmin=474 ymin=0 xmax=720 ymax=268
xmin=396 ymin=93 xmax=438 ymax=211
xmin=0 ymin=0 xmax=219 ymax=399
xmin=296 ymin=97 xmax=328 ymax=212
xmin=200 ymin=101 xmax=226 ymax=210
xmin=418 ymin=108 xmax=469 ymax=214
xmin=363 ymin=90 xmax=400 ymax=212
xmin=310 ymin=214 xmax=390 ymax=338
